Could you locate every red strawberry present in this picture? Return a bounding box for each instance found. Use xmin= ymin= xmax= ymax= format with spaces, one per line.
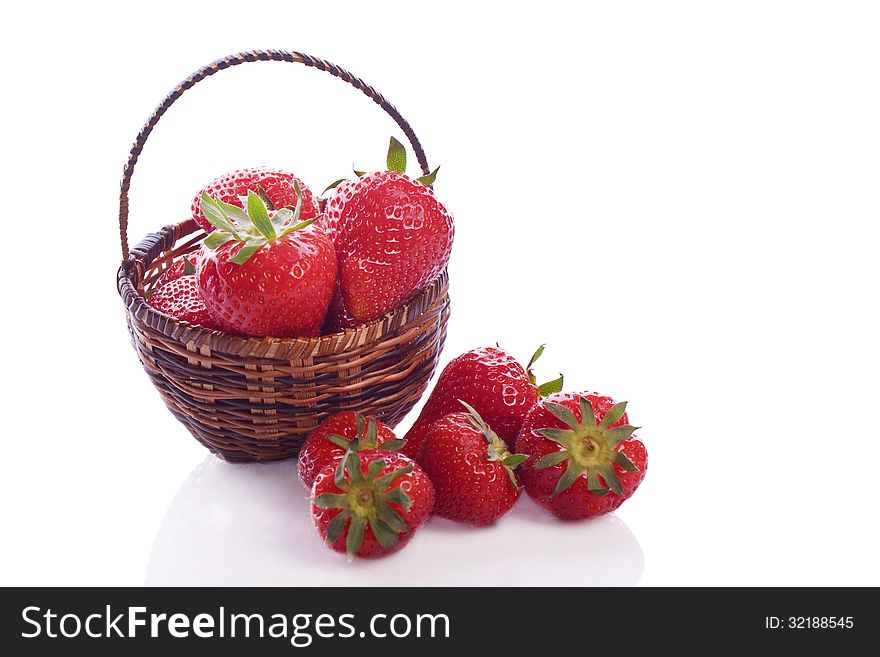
xmin=321 ymin=280 xmax=361 ymax=333
xmin=310 ymin=451 xmax=434 ymax=559
xmin=156 ymin=250 xmax=204 ymax=287
xmin=297 ymin=411 xmax=405 ymax=488
xmin=147 ymin=253 xmax=222 ymax=330
xmin=323 ymin=138 xmax=454 ymax=322
xmin=196 ymin=188 xmax=336 ymax=337
xmin=191 ymin=168 xmax=319 ymax=234
xmin=317 ymin=177 xmax=355 ymax=246
xmin=516 ymin=392 xmax=647 ymax=520
xmin=419 ymin=402 xmax=525 ymax=525
xmin=403 ymin=345 xmax=563 ymax=458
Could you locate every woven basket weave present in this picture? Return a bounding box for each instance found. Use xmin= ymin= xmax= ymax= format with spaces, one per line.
xmin=117 ymin=50 xmax=450 ymax=462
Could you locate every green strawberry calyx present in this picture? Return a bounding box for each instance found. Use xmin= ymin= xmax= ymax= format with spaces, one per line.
xmin=199 ymin=180 xmax=315 ymax=265
xmin=181 ymin=256 xmax=196 ymax=276
xmin=312 ymin=451 xmax=415 ymax=559
xmin=325 ymin=413 xmax=407 ymax=452
xmin=458 ymin=400 xmax=527 ymax=489
xmin=534 ymin=396 xmax=640 ymax=497
xmin=525 ymin=344 xmax=564 ymax=396
xmin=324 ymin=137 xmax=440 ymax=194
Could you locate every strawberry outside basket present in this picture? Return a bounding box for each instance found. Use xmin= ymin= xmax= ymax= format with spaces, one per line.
xmin=116 ymin=50 xmax=450 ymax=462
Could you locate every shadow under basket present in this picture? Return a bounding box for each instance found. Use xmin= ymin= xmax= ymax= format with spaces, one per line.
xmin=116 ymin=50 xmax=450 ymax=462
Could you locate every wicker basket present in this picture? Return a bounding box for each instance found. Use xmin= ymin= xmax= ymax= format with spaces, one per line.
xmin=117 ymin=50 xmax=450 ymax=463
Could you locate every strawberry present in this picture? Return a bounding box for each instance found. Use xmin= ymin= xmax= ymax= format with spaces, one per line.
xmin=322 ymin=138 xmax=454 ymax=322
xmin=297 ymin=411 xmax=406 ymax=488
xmin=191 ymin=167 xmax=319 ymax=234
xmin=195 ymin=186 xmax=336 ymax=337
xmin=156 ymin=250 xmax=204 ymax=287
xmin=419 ymin=402 xmax=525 ymax=525
xmin=516 ymin=392 xmax=647 ymax=520
xmin=317 ymin=177 xmax=355 ymax=246
xmin=310 ymin=450 xmax=434 ymax=559
xmin=147 ymin=254 xmax=222 ymax=330
xmin=403 ymin=345 xmax=563 ymax=458
xmin=321 ymin=280 xmax=361 ymax=333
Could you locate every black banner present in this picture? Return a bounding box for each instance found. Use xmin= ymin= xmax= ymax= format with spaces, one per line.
xmin=1 ymin=587 xmax=873 ymax=653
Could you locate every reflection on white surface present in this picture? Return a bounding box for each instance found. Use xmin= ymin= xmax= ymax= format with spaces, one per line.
xmin=146 ymin=456 xmax=644 ymax=586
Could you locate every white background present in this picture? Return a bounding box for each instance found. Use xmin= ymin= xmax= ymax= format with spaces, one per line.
xmin=1 ymin=0 xmax=878 ymax=586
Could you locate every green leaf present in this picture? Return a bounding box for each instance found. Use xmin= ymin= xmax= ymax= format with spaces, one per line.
xmin=271 ymin=207 xmax=293 ymax=227
xmin=228 ymin=239 xmax=265 ymax=265
xmin=599 ymin=401 xmax=628 ymax=430
xmin=597 ymin=464 xmax=623 ymax=495
xmin=215 ymin=198 xmax=252 ymax=229
xmin=334 ymin=454 xmax=348 ymax=489
xmin=502 ymin=454 xmax=528 ymax=468
xmin=609 ymin=450 xmax=638 ymax=472
xmin=246 ymin=191 xmax=276 ymax=241
xmin=255 ymin=185 xmax=275 ymax=211
xmin=369 ymin=518 xmax=400 ymax=550
xmin=536 ymin=374 xmax=564 ymax=397
xmin=534 ymin=451 xmax=569 ymax=470
xmin=322 ymin=178 xmax=348 ymax=195
xmin=553 ymin=461 xmax=582 ymax=496
xmin=367 ymin=457 xmax=385 ymax=480
xmin=383 ymin=487 xmax=413 ymax=511
xmin=324 ymin=510 xmax=351 ymax=544
xmin=200 ymin=193 xmax=240 ymax=237
xmin=362 ymin=419 xmax=379 ymax=449
xmin=416 ymin=166 xmax=440 ymax=186
xmin=505 ymin=466 xmax=520 ymax=489
xmin=312 ymin=493 xmax=349 ymax=509
xmin=144 ymin=288 xmax=155 ymax=300
xmin=586 ymin=468 xmax=608 ymax=496
xmin=544 ymin=402 xmax=579 ymax=430
xmin=378 ymin=438 xmax=408 ymax=451
xmin=278 ymin=218 xmax=317 ymax=239
xmin=203 ymin=230 xmax=236 ymax=251
xmin=181 ymin=257 xmax=196 ymax=276
xmin=353 ymin=167 xmax=367 ymax=177
xmin=344 ymin=451 xmax=365 ymax=484
xmin=486 ymin=444 xmax=500 ymax=461
xmin=377 ymin=505 xmax=409 ymax=533
xmin=326 ymin=434 xmax=352 ymax=450
xmin=578 ymin=396 xmax=597 ymax=429
xmin=291 ymin=179 xmax=303 ymax=222
xmin=458 ymin=399 xmax=488 ymax=429
xmin=346 ymin=516 xmax=367 ymax=558
xmin=526 ymin=344 xmax=545 ymax=384
xmin=374 ymin=463 xmax=414 ymax=491
xmin=536 ymin=427 xmax=575 ymax=445
xmin=386 ymin=136 xmax=407 ymax=173
xmin=605 ymin=425 xmax=639 ymax=449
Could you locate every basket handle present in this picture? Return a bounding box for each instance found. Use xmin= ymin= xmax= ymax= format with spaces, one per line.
xmin=118 ymin=50 xmax=431 ymax=262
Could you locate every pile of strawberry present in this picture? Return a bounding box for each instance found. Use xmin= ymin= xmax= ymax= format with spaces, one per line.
xmin=146 ymin=138 xmax=453 ymax=337
xmin=300 ymin=345 xmax=648 ymax=559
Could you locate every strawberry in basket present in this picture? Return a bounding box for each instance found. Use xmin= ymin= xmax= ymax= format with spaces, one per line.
xmin=196 ymin=185 xmax=336 ymax=337
xmin=322 ymin=138 xmax=454 ymax=324
xmin=191 ymin=168 xmax=320 ymax=234
xmin=146 ymin=253 xmax=222 ymax=330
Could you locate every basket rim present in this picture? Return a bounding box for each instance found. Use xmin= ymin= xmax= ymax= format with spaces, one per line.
xmin=118 ymin=220 xmax=449 ymax=360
